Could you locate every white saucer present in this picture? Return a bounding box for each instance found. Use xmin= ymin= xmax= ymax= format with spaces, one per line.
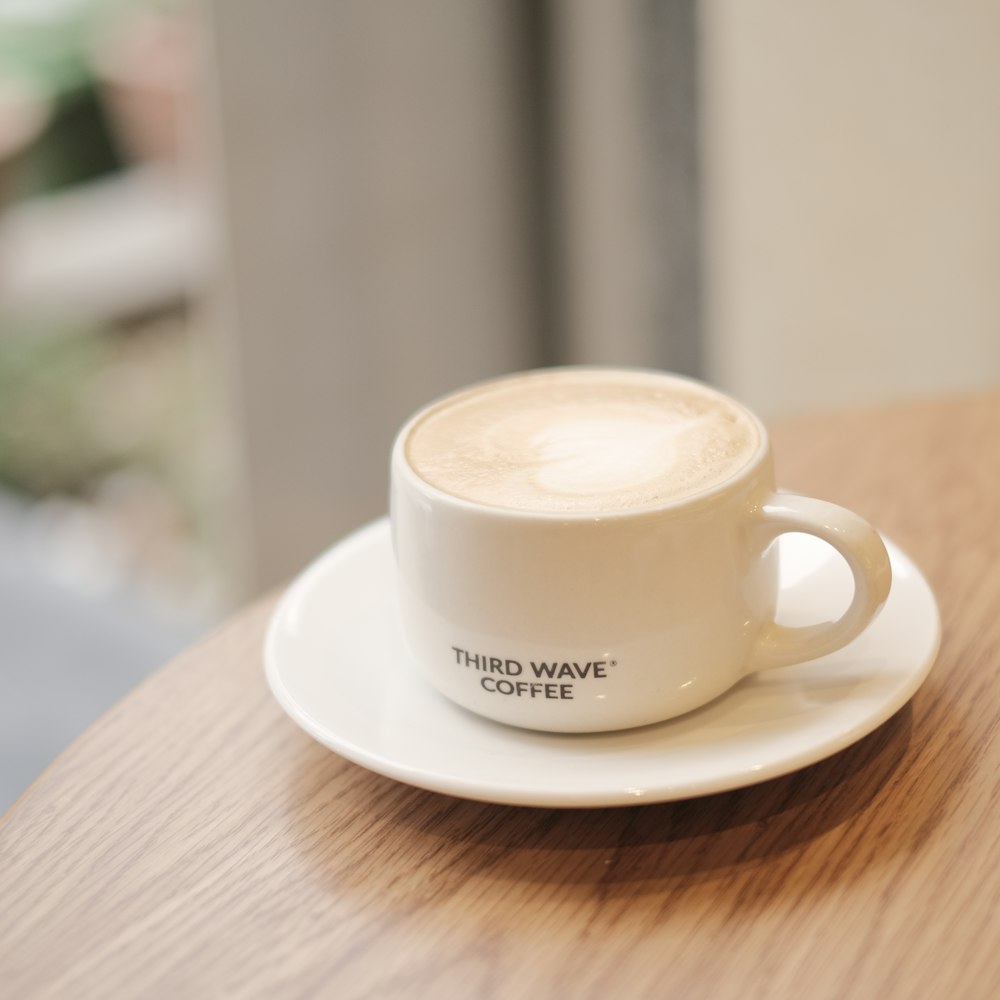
xmin=265 ymin=519 xmax=940 ymax=808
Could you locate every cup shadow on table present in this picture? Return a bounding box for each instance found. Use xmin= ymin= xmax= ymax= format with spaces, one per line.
xmin=283 ymin=693 xmax=970 ymax=920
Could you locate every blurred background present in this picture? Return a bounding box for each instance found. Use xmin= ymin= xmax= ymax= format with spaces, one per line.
xmin=1 ymin=0 xmax=998 ymax=811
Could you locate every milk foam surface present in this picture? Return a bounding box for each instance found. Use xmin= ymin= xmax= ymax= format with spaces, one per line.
xmin=405 ymin=370 xmax=760 ymax=513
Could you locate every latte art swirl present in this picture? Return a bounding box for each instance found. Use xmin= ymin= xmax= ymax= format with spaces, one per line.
xmin=404 ymin=370 xmax=760 ymax=513
xmin=529 ymin=415 xmax=710 ymax=495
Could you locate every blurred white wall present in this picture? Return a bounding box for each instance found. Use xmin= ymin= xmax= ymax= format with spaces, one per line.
xmin=701 ymin=0 xmax=1000 ymax=415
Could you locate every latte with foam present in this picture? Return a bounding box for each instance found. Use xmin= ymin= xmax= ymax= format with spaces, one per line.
xmin=404 ymin=369 xmax=760 ymax=514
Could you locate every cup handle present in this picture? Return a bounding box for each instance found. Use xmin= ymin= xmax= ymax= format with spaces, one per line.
xmin=748 ymin=492 xmax=893 ymax=672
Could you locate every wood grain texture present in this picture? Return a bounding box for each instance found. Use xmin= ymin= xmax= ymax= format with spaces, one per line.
xmin=2 ymin=393 xmax=999 ymax=999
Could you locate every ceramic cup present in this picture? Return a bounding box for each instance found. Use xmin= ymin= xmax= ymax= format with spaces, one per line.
xmin=390 ymin=368 xmax=891 ymax=733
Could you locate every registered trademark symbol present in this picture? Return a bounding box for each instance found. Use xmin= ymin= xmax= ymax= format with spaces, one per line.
xmin=611 ymin=660 xmax=618 ymax=667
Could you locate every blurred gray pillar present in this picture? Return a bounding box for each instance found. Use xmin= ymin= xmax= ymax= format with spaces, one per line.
xmin=548 ymin=0 xmax=702 ymax=374
xmin=205 ymin=1 xmax=542 ymax=592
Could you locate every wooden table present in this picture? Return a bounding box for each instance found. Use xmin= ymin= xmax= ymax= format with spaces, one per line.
xmin=3 ymin=393 xmax=999 ymax=999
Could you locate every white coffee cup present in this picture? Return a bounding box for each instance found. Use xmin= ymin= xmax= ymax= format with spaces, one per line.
xmin=390 ymin=367 xmax=891 ymax=733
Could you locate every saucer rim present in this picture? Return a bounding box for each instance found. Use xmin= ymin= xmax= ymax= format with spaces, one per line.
xmin=264 ymin=518 xmax=940 ymax=808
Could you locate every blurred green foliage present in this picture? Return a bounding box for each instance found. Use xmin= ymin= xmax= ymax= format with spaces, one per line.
xmin=0 ymin=1 xmax=168 ymax=93
xmin=0 ymin=0 xmax=184 ymax=196
xmin=0 ymin=326 xmax=122 ymax=495
xmin=0 ymin=321 xmax=198 ymax=501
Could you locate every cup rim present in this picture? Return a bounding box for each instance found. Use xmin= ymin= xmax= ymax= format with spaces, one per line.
xmin=391 ymin=365 xmax=772 ymax=521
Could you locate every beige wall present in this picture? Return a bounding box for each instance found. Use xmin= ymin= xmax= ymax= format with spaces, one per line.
xmin=701 ymin=1 xmax=1000 ymax=416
